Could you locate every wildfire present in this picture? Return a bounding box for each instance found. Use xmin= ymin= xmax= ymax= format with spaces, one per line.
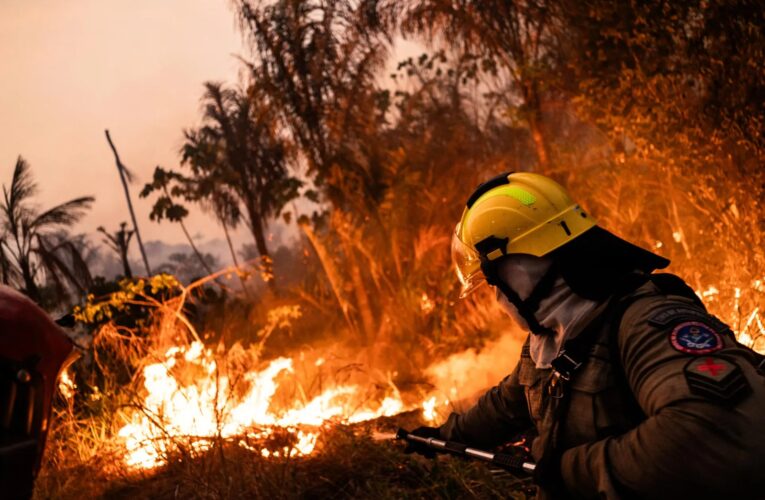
xmin=117 ymin=342 xmax=407 ymax=469
xmin=85 ymin=271 xmax=765 ymax=473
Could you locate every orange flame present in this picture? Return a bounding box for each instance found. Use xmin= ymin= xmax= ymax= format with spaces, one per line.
xmin=117 ymin=342 xmax=407 ymax=469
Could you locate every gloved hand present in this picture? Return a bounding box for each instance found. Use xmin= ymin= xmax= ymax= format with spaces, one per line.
xmin=403 ymin=425 xmax=442 ymax=459
xmin=534 ymin=452 xmax=567 ymax=496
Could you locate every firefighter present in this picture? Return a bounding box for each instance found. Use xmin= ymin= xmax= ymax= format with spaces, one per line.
xmin=0 ymin=286 xmax=75 ymax=499
xmin=409 ymin=172 xmax=765 ymax=498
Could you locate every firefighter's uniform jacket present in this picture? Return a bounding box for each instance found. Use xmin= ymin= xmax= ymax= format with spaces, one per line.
xmin=440 ymin=278 xmax=765 ymax=498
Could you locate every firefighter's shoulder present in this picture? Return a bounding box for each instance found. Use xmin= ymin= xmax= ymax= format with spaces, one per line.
xmin=617 ymin=281 xmax=765 ymax=410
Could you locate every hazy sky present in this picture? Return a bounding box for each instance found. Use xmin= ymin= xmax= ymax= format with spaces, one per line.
xmin=0 ymin=0 xmax=247 ymax=252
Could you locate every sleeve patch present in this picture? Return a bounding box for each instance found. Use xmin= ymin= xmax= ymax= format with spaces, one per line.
xmin=649 ymin=305 xmax=708 ymax=327
xmin=684 ymin=357 xmax=751 ymax=405
xmin=669 ymin=322 xmax=722 ymax=354
xmin=649 ymin=305 xmax=732 ymax=335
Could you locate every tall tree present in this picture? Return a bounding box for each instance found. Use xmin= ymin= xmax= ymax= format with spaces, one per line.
xmin=234 ymin=0 xmax=390 ymax=196
xmin=105 ymin=129 xmax=152 ymax=275
xmin=145 ymin=82 xmax=302 ymax=293
xmin=0 ymin=156 xmax=94 ymax=304
xmin=233 ymin=0 xmax=391 ymax=335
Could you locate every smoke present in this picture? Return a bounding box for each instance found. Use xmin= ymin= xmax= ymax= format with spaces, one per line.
xmin=424 ymin=327 xmax=526 ymax=412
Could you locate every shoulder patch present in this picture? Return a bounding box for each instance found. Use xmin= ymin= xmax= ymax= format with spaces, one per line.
xmin=684 ymin=357 xmax=751 ymax=405
xmin=670 ymin=322 xmax=722 ymax=354
xmin=648 ymin=304 xmax=708 ymax=327
xmin=649 ymin=305 xmax=733 ymax=335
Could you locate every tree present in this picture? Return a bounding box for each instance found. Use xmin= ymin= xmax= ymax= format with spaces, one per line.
xmin=140 ymin=167 xmax=215 ymax=277
xmin=105 ymin=129 xmax=152 ymax=275
xmin=233 ymin=0 xmax=391 ymax=335
xmin=233 ymin=0 xmax=390 ymax=199
xmin=391 ymin=0 xmax=558 ymax=170
xmin=0 ymin=156 xmax=94 ymax=304
xmin=98 ymin=222 xmax=134 ymax=279
xmin=144 ymin=82 xmax=302 ymax=293
xmin=543 ymin=0 xmax=765 ymax=318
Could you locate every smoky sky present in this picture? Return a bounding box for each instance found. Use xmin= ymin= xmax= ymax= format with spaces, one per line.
xmin=0 ymin=0 xmax=247 ymax=251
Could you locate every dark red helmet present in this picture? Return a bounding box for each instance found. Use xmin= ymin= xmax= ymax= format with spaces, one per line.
xmin=0 ymin=286 xmax=75 ymax=499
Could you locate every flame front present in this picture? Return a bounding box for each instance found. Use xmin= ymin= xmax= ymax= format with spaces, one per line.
xmin=118 ymin=342 xmax=407 ymax=469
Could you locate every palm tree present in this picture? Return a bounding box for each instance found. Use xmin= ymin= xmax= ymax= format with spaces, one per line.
xmin=98 ymin=222 xmax=134 ymax=278
xmin=0 ymin=156 xmax=95 ymax=304
xmin=173 ymin=82 xmax=301 ymax=292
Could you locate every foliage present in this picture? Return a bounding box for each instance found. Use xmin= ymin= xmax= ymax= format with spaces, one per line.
xmin=140 ymin=82 xmax=302 ymax=290
xmin=73 ymin=274 xmax=183 ymax=327
xmin=542 ymin=0 xmax=765 ymax=333
xmin=0 ymin=156 xmax=94 ymax=306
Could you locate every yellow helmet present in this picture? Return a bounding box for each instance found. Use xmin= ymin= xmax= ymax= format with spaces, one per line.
xmin=452 ymin=172 xmax=596 ymax=297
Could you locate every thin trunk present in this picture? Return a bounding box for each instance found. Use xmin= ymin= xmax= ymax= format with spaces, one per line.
xmin=518 ymin=78 xmax=550 ymax=172
xmin=20 ymin=258 xmax=40 ymax=302
xmin=528 ymin=114 xmax=550 ymax=172
xmin=249 ymin=214 xmax=277 ymax=294
xmin=120 ymin=248 xmax=133 ymax=279
xmin=105 ymin=130 xmax=152 ymax=275
xmin=348 ymin=248 xmax=375 ymax=344
xmin=222 ymin=220 xmax=250 ymax=297
xmin=160 ymin=185 xmax=215 ymax=279
xmin=332 ymin=211 xmax=376 ymax=342
xmin=178 ymin=219 xmax=215 ymax=277
xmin=299 ymin=222 xmax=358 ymax=336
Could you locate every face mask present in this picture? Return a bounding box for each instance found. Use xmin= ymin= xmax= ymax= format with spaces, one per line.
xmin=495 ymin=286 xmax=531 ymax=331
xmin=488 ymin=254 xmax=557 ymax=336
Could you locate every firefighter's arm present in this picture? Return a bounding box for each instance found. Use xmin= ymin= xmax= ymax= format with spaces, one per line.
xmin=559 ymin=297 xmax=765 ymax=498
xmin=439 ymin=360 xmax=532 ymax=448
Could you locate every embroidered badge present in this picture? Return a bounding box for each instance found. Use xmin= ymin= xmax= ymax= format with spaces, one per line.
xmin=670 ymin=322 xmax=722 ymax=354
xmin=649 ymin=305 xmax=708 ymax=327
xmin=684 ymin=357 xmax=751 ymax=405
xmin=649 ymin=306 xmax=732 ymax=335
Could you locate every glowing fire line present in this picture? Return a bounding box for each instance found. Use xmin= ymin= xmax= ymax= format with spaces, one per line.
xmin=117 ymin=342 xmax=407 ymax=469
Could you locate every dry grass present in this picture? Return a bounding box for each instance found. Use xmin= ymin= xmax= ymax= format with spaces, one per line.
xmin=35 ymin=411 xmax=533 ymax=500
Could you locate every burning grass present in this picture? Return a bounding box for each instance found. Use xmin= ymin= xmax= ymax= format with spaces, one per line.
xmin=35 ymin=259 xmax=765 ymax=499
xmin=36 ymin=308 xmax=529 ymax=498
xmin=35 ymin=271 xmax=524 ymax=499
xmin=116 ymin=340 xmax=409 ymax=469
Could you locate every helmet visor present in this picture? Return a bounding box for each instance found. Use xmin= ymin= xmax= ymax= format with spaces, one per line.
xmin=451 ymin=224 xmax=486 ymax=298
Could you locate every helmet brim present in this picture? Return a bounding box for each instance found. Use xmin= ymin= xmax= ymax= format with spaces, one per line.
xmin=451 ymin=224 xmax=486 ymax=297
